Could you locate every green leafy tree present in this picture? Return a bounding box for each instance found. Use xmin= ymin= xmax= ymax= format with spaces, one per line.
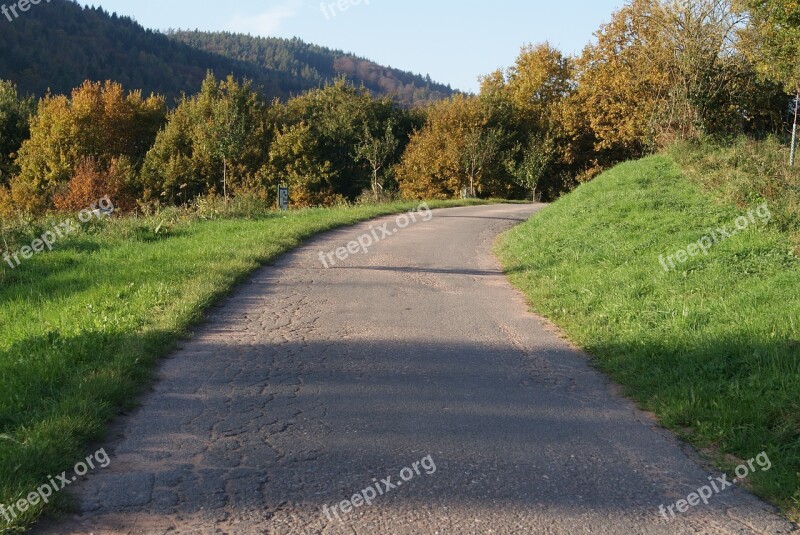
xmin=507 ymin=134 xmax=555 ymax=202
xmin=354 ymin=121 xmax=399 ymax=201
xmin=141 ymin=73 xmax=266 ymax=204
xmin=266 ymin=122 xmax=336 ymax=206
xmin=271 ymin=78 xmax=411 ymax=200
xmin=461 ymin=127 xmax=503 ymax=198
xmin=743 ymin=0 xmax=800 ymax=164
xmin=744 ymin=0 xmax=800 ymax=92
xmin=207 ymin=77 xmax=257 ymax=201
xmin=0 ymin=81 xmax=34 ymax=186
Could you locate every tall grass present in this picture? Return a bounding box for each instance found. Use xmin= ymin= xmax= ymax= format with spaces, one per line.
xmin=669 ymin=136 xmax=800 ymax=249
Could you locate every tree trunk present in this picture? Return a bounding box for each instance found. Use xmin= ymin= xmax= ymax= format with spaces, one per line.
xmin=791 ymin=91 xmax=799 ymax=168
xmin=223 ymin=156 xmax=228 ymax=204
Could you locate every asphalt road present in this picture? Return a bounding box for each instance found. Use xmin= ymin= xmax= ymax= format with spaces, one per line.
xmin=37 ymin=204 xmax=796 ymax=534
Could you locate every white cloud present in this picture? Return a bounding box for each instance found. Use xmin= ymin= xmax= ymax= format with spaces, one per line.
xmin=226 ymin=0 xmax=304 ymax=36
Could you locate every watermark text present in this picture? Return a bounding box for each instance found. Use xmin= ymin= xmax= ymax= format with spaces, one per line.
xmin=322 ymin=455 xmax=436 ymax=522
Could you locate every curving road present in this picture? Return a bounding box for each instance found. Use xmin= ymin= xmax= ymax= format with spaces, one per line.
xmin=37 ymin=204 xmax=796 ymax=534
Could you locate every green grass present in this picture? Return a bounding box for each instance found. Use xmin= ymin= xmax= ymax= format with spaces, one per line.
xmin=668 ymin=136 xmax=800 ymax=249
xmin=0 ymin=198 xmax=490 ymax=532
xmin=497 ymin=155 xmax=800 ymax=519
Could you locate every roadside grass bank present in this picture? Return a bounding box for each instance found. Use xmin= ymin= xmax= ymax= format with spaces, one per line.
xmin=668 ymin=136 xmax=800 ymax=250
xmin=0 ymin=198 xmax=493 ymax=532
xmin=497 ymin=155 xmax=800 ymax=519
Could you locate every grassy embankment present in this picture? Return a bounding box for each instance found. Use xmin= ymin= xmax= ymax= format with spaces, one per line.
xmin=0 ymin=198 xmax=491 ymax=532
xmin=498 ymin=144 xmax=800 ymax=519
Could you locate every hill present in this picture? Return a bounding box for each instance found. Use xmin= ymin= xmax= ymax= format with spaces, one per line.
xmin=167 ymin=31 xmax=456 ymax=106
xmin=498 ymin=154 xmax=800 ymax=519
xmin=0 ymin=0 xmax=455 ymax=106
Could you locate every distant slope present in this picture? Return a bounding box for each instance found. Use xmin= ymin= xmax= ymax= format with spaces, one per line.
xmin=0 ymin=0 xmax=455 ymax=106
xmin=168 ymin=31 xmax=456 ymax=106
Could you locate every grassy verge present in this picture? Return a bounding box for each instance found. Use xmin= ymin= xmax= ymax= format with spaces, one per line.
xmin=497 ymin=155 xmax=800 ymax=519
xmin=668 ymin=136 xmax=800 ymax=249
xmin=0 ymin=198 xmax=490 ymax=532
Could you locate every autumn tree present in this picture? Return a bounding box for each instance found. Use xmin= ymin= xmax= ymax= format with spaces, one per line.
xmin=574 ymin=0 xmax=671 ymax=160
xmin=576 ymin=0 xmax=770 ymax=163
xmin=504 ymin=43 xmax=573 ymax=132
xmin=478 ymin=43 xmax=582 ymax=198
xmin=11 ymin=81 xmax=165 ymax=213
xmin=461 ymin=127 xmax=503 ymax=198
xmin=398 ymin=95 xmax=489 ymax=199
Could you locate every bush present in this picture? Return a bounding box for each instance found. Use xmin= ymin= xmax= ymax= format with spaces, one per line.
xmin=53 ymin=157 xmax=138 ymax=213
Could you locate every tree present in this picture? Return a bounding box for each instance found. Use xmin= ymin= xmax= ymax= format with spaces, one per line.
xmin=397 ymin=95 xmax=483 ymax=199
xmin=461 ymin=127 xmax=503 ymax=198
xmin=574 ymin=0 xmax=667 ymax=160
xmin=266 ymin=122 xmax=337 ymax=207
xmin=507 ymin=134 xmax=555 ymax=202
xmin=656 ymin=0 xmax=750 ymax=137
xmin=744 ymin=0 xmax=800 ymax=91
xmin=207 ymin=76 xmax=257 ymax=202
xmin=12 ymin=81 xmax=165 ymax=213
xmin=354 ymin=121 xmax=399 ymax=201
xmin=0 ymin=81 xmax=34 ymax=187
xmin=743 ymin=0 xmax=800 ymax=164
xmin=141 ymin=73 xmax=266 ymax=204
xmin=271 ymin=78 xmax=412 ymax=200
xmin=478 ymin=42 xmax=587 ymax=198
xmin=575 ymin=0 xmax=760 ymax=161
xmin=504 ymin=43 xmax=573 ymax=131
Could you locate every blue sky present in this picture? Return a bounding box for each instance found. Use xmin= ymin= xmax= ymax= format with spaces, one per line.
xmin=79 ymin=1 xmax=624 ymax=93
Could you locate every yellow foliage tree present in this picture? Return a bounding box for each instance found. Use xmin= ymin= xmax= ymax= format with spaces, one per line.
xmin=12 ymin=81 xmax=165 ymax=213
xmin=397 ymin=95 xmax=492 ymax=199
xmin=576 ymin=0 xmax=753 ymax=160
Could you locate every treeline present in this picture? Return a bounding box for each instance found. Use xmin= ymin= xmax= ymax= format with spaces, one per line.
xmin=0 ymin=0 xmax=453 ymax=106
xmin=0 ymin=0 xmax=797 ymax=217
xmin=0 ymin=76 xmax=425 ymax=214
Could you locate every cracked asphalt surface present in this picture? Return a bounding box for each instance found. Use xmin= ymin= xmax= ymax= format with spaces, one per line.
xmin=36 ymin=204 xmax=797 ymax=534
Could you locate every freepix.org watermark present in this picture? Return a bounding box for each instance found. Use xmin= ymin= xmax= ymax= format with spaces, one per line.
xmin=2 ymin=196 xmax=114 ymax=270
xmin=659 ymin=203 xmax=772 ymax=272
xmin=1 ymin=0 xmax=50 ymax=22
xmin=0 ymin=448 xmax=111 ymax=525
xmin=322 ymin=455 xmax=437 ymax=522
xmin=320 ymin=0 xmax=368 ymax=20
xmin=318 ymin=202 xmax=433 ymax=268
xmin=658 ymin=451 xmax=772 ymax=522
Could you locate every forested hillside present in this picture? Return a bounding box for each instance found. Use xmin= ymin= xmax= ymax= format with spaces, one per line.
xmin=0 ymin=0 xmax=454 ymax=106
xmin=168 ymin=31 xmax=455 ymax=106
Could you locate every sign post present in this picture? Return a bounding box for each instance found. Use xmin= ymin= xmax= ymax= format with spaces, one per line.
xmin=278 ymin=186 xmax=289 ymax=211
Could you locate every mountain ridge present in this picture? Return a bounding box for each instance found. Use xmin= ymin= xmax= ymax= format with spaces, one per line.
xmin=0 ymin=0 xmax=456 ymax=106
